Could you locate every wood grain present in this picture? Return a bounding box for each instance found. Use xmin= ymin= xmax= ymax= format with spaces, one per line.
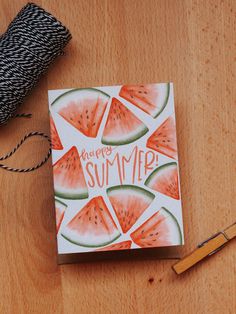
xmin=0 ymin=0 xmax=235 ymax=313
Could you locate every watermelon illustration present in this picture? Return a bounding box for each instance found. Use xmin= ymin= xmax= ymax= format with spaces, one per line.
xmin=50 ymin=115 xmax=63 ymax=150
xmin=55 ymin=199 xmax=67 ymax=234
xmin=53 ymin=146 xmax=88 ymax=200
xmin=147 ymin=115 xmax=177 ymax=160
xmin=145 ymin=162 xmax=180 ymax=200
xmin=96 ymin=240 xmax=132 ymax=251
xmin=49 ymin=83 xmax=184 ymax=256
xmin=61 ymin=196 xmax=121 ymax=247
xmin=51 ymin=88 xmax=110 ymax=138
xmin=119 ymin=83 xmax=170 ymax=118
xmin=102 ymin=98 xmax=148 ymax=145
xmin=130 ymin=207 xmax=182 ymax=247
xmin=107 ymin=185 xmax=155 ymax=233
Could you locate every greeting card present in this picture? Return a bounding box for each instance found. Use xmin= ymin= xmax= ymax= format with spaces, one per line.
xmin=48 ymin=83 xmax=184 ymax=263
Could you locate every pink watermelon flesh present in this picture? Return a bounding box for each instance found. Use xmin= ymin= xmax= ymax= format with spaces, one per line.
xmin=50 ymin=115 xmax=63 ymax=150
xmin=147 ymin=115 xmax=177 ymax=160
xmin=55 ymin=199 xmax=67 ymax=234
xmin=61 ymin=196 xmax=121 ymax=247
xmin=119 ymin=83 xmax=169 ymax=118
xmin=131 ymin=207 xmax=182 ymax=248
xmin=145 ymin=162 xmax=180 ymax=200
xmin=102 ymin=97 xmax=148 ymax=145
xmin=51 ymin=89 xmax=109 ymax=138
xmin=96 ymin=240 xmax=132 ymax=251
xmin=53 ymin=146 xmax=88 ymax=200
xmin=107 ymin=185 xmax=155 ymax=233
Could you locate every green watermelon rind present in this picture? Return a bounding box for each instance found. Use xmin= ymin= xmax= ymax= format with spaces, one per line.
xmin=54 ymin=189 xmax=89 ymax=200
xmin=101 ymin=125 xmax=149 ymax=146
xmin=153 ymin=83 xmax=170 ymax=118
xmin=61 ymin=232 xmax=121 ymax=248
xmin=144 ymin=162 xmax=177 ymax=187
xmin=50 ymin=88 xmax=110 ymax=109
xmin=160 ymin=207 xmax=183 ymax=245
xmin=107 ymin=184 xmax=155 ymax=201
xmin=55 ymin=198 xmax=67 ymax=208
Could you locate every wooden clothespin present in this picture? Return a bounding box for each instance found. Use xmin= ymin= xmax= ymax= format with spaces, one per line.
xmin=172 ymin=222 xmax=236 ymax=274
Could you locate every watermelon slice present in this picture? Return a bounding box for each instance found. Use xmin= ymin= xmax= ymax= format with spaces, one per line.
xmin=130 ymin=207 xmax=182 ymax=247
xmin=55 ymin=199 xmax=67 ymax=234
xmin=147 ymin=115 xmax=177 ymax=160
xmin=102 ymin=98 xmax=148 ymax=145
xmin=53 ymin=146 xmax=88 ymax=200
xmin=107 ymin=185 xmax=155 ymax=233
xmin=51 ymin=88 xmax=110 ymax=138
xmin=50 ymin=115 xmax=63 ymax=150
xmin=119 ymin=83 xmax=170 ymax=118
xmin=61 ymin=196 xmax=121 ymax=247
xmin=145 ymin=162 xmax=180 ymax=200
xmin=96 ymin=240 xmax=132 ymax=251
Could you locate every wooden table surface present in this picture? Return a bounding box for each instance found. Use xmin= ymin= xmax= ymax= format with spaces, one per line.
xmin=0 ymin=0 xmax=235 ymax=313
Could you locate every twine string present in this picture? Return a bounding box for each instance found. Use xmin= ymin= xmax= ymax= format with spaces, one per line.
xmin=0 ymin=3 xmax=71 ymax=172
xmin=0 ymin=131 xmax=51 ymax=173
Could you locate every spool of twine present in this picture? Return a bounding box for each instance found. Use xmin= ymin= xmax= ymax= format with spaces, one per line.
xmin=0 ymin=3 xmax=72 ymax=172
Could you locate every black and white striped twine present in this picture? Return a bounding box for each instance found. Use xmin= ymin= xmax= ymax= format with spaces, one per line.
xmin=0 ymin=3 xmax=71 ymax=172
